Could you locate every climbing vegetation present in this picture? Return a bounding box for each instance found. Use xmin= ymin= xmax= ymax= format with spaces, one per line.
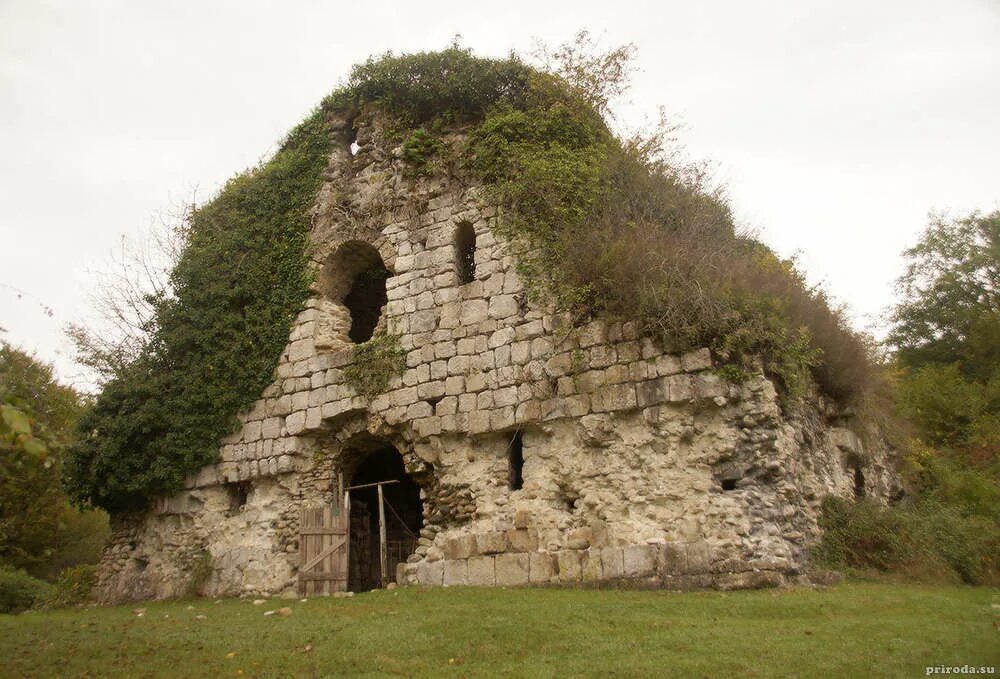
xmin=334 ymin=36 xmax=876 ymax=401
xmin=68 ymin=36 xmax=881 ymax=513
xmin=400 ymin=129 xmax=445 ymax=177
xmin=66 ymin=111 xmax=334 ymax=512
xmin=343 ymin=332 xmax=407 ymax=398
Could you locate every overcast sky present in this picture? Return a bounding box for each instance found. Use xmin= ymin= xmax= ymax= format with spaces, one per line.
xmin=2 ymin=0 xmax=998 ymax=388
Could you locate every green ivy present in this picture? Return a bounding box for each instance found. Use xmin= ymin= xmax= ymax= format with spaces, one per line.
xmin=66 ymin=109 xmax=334 ymax=512
xmin=344 ymin=333 xmax=407 ymax=398
xmin=70 ymin=44 xmax=877 ymax=513
xmin=400 ymin=128 xmax=445 ymax=177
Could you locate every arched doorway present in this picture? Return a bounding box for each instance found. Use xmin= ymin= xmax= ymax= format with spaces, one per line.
xmin=345 ymin=441 xmax=423 ymax=591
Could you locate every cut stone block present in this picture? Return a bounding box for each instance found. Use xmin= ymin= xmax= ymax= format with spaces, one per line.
xmin=476 ymin=532 xmax=508 ymax=555
xmin=415 ymin=560 xmax=444 ymax=586
xmin=442 ymin=559 xmax=468 ymax=586
xmin=657 ymin=542 xmax=685 ymax=576
xmin=467 ymin=556 xmax=496 ymax=586
xmin=494 ymin=553 xmax=529 ymax=586
xmin=600 ymin=547 xmax=624 ymax=580
xmin=528 ymin=552 xmax=556 ymax=584
xmin=581 ymin=549 xmax=603 ymax=581
xmin=442 ymin=534 xmax=478 ymax=560
xmin=622 ymin=545 xmax=656 ymax=577
xmin=556 ymin=550 xmax=582 ymax=583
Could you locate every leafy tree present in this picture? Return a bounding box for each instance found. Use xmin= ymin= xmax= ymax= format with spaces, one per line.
xmin=0 ymin=344 xmax=108 ymax=577
xmin=888 ymin=211 xmax=1000 ymax=460
xmin=888 ymin=211 xmax=1000 ymax=380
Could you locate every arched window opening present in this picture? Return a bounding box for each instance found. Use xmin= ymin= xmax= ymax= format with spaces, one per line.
xmin=345 ymin=266 xmax=390 ymax=343
xmin=454 ymin=221 xmax=476 ymax=284
xmin=318 ymin=241 xmax=391 ymax=344
xmin=508 ymin=430 xmax=524 ymax=491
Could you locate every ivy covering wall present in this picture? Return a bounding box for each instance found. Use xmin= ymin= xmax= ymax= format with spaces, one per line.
xmin=66 ymin=112 xmax=334 ymax=512
xmin=68 ymin=44 xmax=877 ymax=512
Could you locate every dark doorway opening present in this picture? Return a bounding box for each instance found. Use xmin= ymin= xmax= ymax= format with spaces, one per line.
xmin=347 ymin=445 xmax=422 ymax=591
xmin=508 ymin=430 xmax=524 ymax=491
xmin=853 ymin=466 xmax=866 ymax=499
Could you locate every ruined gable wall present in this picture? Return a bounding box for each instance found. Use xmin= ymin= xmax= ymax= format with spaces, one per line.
xmin=93 ymin=112 xmax=899 ymax=603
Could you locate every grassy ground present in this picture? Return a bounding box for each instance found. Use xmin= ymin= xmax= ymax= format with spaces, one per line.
xmin=1 ymin=583 xmax=997 ymax=678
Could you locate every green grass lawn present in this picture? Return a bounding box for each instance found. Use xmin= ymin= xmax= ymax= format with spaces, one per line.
xmin=1 ymin=583 xmax=997 ymax=678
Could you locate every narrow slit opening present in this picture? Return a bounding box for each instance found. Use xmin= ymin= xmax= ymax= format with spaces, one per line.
xmin=508 ymin=430 xmax=524 ymax=491
xmin=454 ymin=221 xmax=476 ymax=284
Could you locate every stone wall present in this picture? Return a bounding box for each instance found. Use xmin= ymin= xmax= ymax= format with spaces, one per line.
xmin=93 ymin=111 xmax=900 ymax=603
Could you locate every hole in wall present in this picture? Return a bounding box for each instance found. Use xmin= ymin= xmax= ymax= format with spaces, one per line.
xmin=853 ymin=466 xmax=866 ymax=499
xmin=507 ymin=430 xmax=524 ymax=491
xmin=345 ymin=266 xmax=390 ymax=343
xmin=318 ymin=241 xmax=392 ymax=344
xmin=347 ymin=123 xmax=360 ymax=156
xmin=454 ymin=221 xmax=477 ymax=285
xmin=425 ymin=396 xmax=443 ymax=411
xmin=226 ymin=481 xmax=251 ymax=512
xmin=714 ymin=463 xmax=744 ymax=492
xmin=345 ymin=442 xmax=423 ymax=592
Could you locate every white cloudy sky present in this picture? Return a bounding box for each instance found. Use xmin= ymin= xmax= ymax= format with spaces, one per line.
xmin=2 ymin=0 xmax=998 ymax=388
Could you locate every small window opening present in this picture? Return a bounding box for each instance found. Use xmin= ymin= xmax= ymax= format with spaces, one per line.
xmin=721 ymin=478 xmax=738 ymax=491
xmin=227 ymin=481 xmax=251 ymax=512
xmin=454 ymin=221 xmax=477 ymax=284
xmin=507 ymin=430 xmax=524 ymax=491
xmin=425 ymin=396 xmax=443 ymax=410
xmin=853 ymin=467 xmax=866 ymax=499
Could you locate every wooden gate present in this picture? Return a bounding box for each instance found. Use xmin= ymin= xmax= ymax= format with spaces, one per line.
xmin=297 ymin=492 xmax=349 ymax=596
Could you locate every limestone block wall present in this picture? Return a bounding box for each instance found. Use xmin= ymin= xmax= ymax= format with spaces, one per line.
xmin=94 ymin=112 xmax=900 ymax=603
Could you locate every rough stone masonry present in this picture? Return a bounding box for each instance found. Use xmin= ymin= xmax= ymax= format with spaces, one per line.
xmin=93 ymin=109 xmax=901 ymax=603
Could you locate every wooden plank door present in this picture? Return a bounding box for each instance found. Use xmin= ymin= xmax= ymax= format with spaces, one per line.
xmin=298 ymin=492 xmax=350 ymax=596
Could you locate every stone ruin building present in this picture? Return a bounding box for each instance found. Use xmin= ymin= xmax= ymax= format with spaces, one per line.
xmin=94 ymin=105 xmax=901 ymax=603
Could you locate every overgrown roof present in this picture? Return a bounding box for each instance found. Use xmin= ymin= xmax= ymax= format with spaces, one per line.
xmin=67 ymin=44 xmax=877 ymax=513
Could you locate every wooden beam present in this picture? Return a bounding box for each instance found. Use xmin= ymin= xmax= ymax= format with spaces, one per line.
xmin=346 ymin=479 xmax=400 ymax=491
xmin=299 ymin=527 xmax=347 ymax=536
xmin=298 ymin=572 xmax=348 ymax=583
xmin=301 ymin=535 xmax=346 ymax=573
xmin=377 ymin=483 xmax=388 ymax=588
